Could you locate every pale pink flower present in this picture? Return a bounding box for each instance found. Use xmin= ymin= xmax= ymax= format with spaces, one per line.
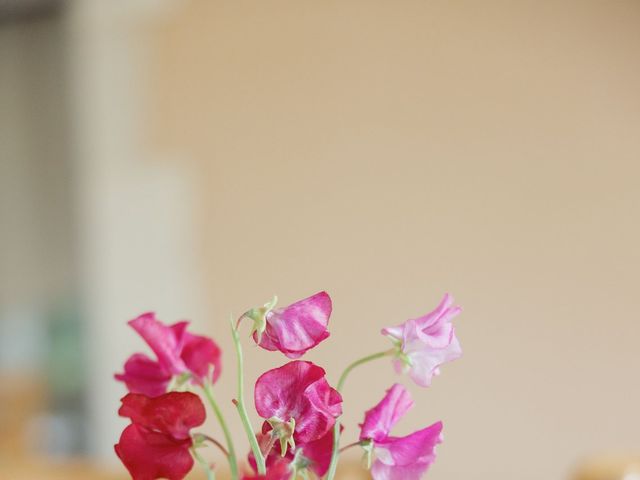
xmin=382 ymin=293 xmax=462 ymax=387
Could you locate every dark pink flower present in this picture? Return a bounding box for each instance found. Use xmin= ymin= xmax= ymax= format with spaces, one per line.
xmin=253 ymin=292 xmax=332 ymax=358
xmin=243 ymin=457 xmax=293 ymax=480
xmin=254 ymin=361 xmax=342 ymax=445
xmin=292 ymin=427 xmax=336 ymax=476
xmin=382 ymin=293 xmax=462 ymax=387
xmin=115 ymin=392 xmax=206 ymax=480
xmin=253 ymin=424 xmax=338 ymax=477
xmin=115 ymin=313 xmax=221 ymax=396
xmin=359 ymin=384 xmax=442 ymax=480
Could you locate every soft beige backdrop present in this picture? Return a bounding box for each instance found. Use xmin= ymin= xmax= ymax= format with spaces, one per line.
xmin=144 ymin=1 xmax=640 ymax=479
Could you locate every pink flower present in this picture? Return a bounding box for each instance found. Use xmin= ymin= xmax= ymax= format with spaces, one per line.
xmin=253 ymin=425 xmax=337 ymax=477
xmin=359 ymin=384 xmax=442 ymax=480
xmin=253 ymin=292 xmax=332 ymax=358
xmin=115 ymin=313 xmax=222 ymax=397
xmin=292 ymin=427 xmax=336 ymax=476
xmin=115 ymin=392 xmax=206 ymax=480
xmin=254 ymin=361 xmax=342 ymax=445
xmin=382 ymin=293 xmax=462 ymax=387
xmin=243 ymin=457 xmax=293 ymax=480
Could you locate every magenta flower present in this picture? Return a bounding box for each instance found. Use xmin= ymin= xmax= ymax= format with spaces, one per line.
xmin=243 ymin=457 xmax=293 ymax=480
xmin=382 ymin=293 xmax=462 ymax=387
xmin=253 ymin=292 xmax=332 ymax=359
xmin=115 ymin=392 xmax=206 ymax=480
xmin=254 ymin=361 xmax=342 ymax=445
xmin=253 ymin=424 xmax=337 ymax=477
xmin=115 ymin=312 xmax=222 ymax=397
xmin=359 ymin=384 xmax=442 ymax=480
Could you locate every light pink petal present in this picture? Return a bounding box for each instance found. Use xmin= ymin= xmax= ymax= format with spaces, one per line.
xmin=129 ymin=313 xmax=187 ymax=374
xmin=380 ymin=325 xmax=403 ymax=341
xmin=360 ymin=384 xmax=414 ymax=441
xmin=384 ymin=294 xmax=462 ymax=388
xmin=403 ymin=320 xmax=462 ymax=387
xmin=114 ymin=353 xmax=171 ymax=397
xmin=382 ymin=294 xmax=461 ymax=349
xmin=256 ymin=292 xmax=332 ymax=358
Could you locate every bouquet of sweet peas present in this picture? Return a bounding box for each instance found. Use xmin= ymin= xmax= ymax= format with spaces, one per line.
xmin=114 ymin=291 xmax=462 ymax=480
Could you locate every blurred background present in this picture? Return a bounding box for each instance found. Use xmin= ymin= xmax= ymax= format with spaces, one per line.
xmin=1 ymin=1 xmax=639 ymax=479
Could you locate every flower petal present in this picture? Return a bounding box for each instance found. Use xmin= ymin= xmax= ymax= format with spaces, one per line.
xmin=370 ymin=458 xmax=434 ymax=480
xmin=374 ymin=421 xmax=442 ymax=467
xmin=114 ymin=353 xmax=171 ymax=397
xmin=383 ymin=294 xmax=462 ymax=388
xmin=118 ymin=392 xmax=206 ymax=440
xmin=254 ymin=361 xmax=342 ymax=443
xmin=180 ymin=331 xmax=223 ymax=384
xmin=129 ymin=313 xmax=187 ymax=375
xmin=360 ymin=384 xmax=414 ymax=442
xmin=256 ymin=292 xmax=332 ymax=358
xmin=115 ymin=424 xmax=194 ymax=480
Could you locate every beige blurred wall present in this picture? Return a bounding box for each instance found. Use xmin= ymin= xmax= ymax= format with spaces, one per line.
xmin=144 ymin=1 xmax=640 ymax=479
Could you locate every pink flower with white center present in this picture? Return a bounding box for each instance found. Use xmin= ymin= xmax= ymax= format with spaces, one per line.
xmin=252 ymin=292 xmax=332 ymax=359
xmin=254 ymin=361 xmax=342 ymax=446
xmin=359 ymin=384 xmax=442 ymax=480
xmin=115 ymin=312 xmax=222 ymax=397
xmin=382 ymin=293 xmax=462 ymax=387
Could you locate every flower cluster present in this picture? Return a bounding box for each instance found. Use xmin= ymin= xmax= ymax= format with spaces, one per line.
xmin=114 ymin=292 xmax=462 ymax=480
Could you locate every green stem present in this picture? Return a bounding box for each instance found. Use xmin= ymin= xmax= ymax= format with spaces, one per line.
xmin=202 ymin=382 xmax=239 ymax=480
xmin=231 ymin=320 xmax=267 ymax=474
xmin=191 ymin=446 xmax=216 ymax=480
xmin=325 ymin=349 xmax=395 ymax=480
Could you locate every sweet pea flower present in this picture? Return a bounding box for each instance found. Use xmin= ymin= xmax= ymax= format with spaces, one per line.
xmin=115 ymin=312 xmax=222 ymax=397
xmin=243 ymin=457 xmax=293 ymax=480
xmin=115 ymin=392 xmax=206 ymax=480
xmin=253 ymin=423 xmax=337 ymax=477
xmin=359 ymin=384 xmax=442 ymax=480
xmin=251 ymin=292 xmax=332 ymax=359
xmin=254 ymin=361 xmax=342 ymax=448
xmin=382 ymin=293 xmax=462 ymax=387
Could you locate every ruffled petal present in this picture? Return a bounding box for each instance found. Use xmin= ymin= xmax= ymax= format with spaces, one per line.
xmin=129 ymin=313 xmax=187 ymax=375
xmin=115 ymin=424 xmax=194 ymax=480
xmin=114 ymin=353 xmax=171 ymax=397
xmin=254 ymin=361 xmax=342 ymax=443
xmin=256 ymin=292 xmax=332 ymax=358
xmin=118 ymin=392 xmax=206 ymax=440
xmin=360 ymin=384 xmax=414 ymax=442
xmin=180 ymin=331 xmax=222 ymax=384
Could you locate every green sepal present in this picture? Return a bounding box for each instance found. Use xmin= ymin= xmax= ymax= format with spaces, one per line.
xmin=246 ymin=295 xmax=278 ymax=343
xmin=191 ymin=433 xmax=207 ymax=449
xmin=267 ymin=416 xmax=296 ymax=456
xmin=360 ymin=439 xmax=374 ymax=469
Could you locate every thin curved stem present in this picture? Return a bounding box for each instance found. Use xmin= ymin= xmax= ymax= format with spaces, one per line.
xmin=231 ymin=319 xmax=267 ymax=475
xmin=202 ymin=382 xmax=239 ymax=480
xmin=202 ymin=434 xmax=230 ymax=457
xmin=339 ymin=441 xmax=362 ymax=454
xmin=325 ymin=349 xmax=395 ymax=480
xmin=191 ymin=446 xmax=215 ymax=480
